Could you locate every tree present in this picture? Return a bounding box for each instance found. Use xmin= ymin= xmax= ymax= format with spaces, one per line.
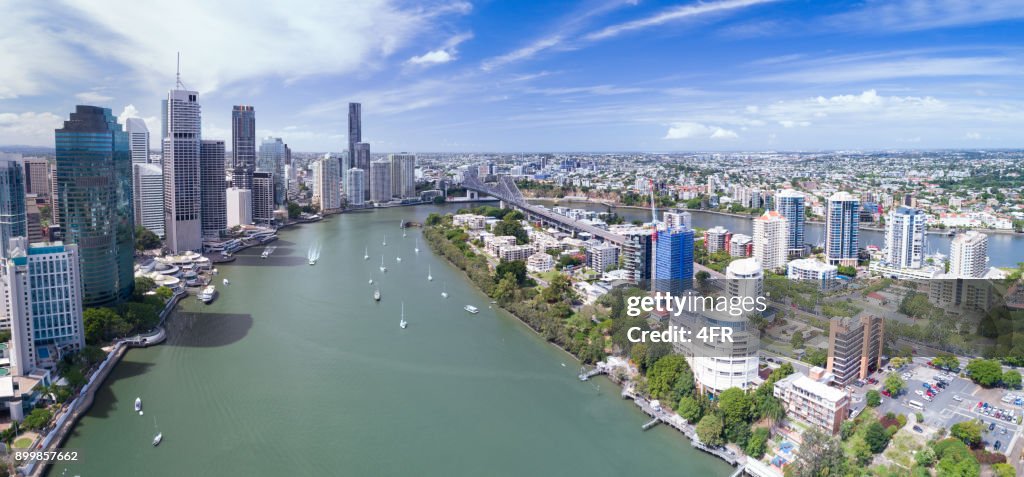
xmin=790 ymin=331 xmax=805 ymax=349
xmin=677 ymin=396 xmax=702 ymax=423
xmin=286 ymin=202 xmax=302 ymax=219
xmin=155 ymin=286 xmax=174 ymax=302
xmin=1004 ymin=370 xmax=1022 ymax=389
xmin=850 ymin=434 xmax=873 ymax=465
xmin=745 ymin=427 xmax=769 ymax=459
xmin=134 ymin=225 xmax=161 ymax=251
xmin=966 ymin=359 xmax=1003 ymax=387
xmin=950 ymin=420 xmax=982 ymax=448
xmin=432 ymin=196 xmax=446 ymax=205
xmin=493 ymin=272 xmax=518 ymax=303
xmin=864 ymin=421 xmax=890 ymax=453
xmin=914 ymin=446 xmax=936 ymax=467
xmin=542 ymin=274 xmax=574 ymax=303
xmin=695 ymin=414 xmax=724 ymax=447
xmin=495 ymin=260 xmax=528 ymax=286
xmin=866 ymin=389 xmax=882 ymax=407
xmin=696 ymin=270 xmax=711 ymax=291
xmin=884 ymin=373 xmax=905 ymax=396
xmin=992 ymin=463 xmax=1016 ymax=477
xmin=789 ymin=427 xmax=846 ymax=477
xmin=717 ymin=388 xmax=752 ymax=436
xmin=492 ymin=218 xmax=529 ymax=244
xmin=646 ymin=355 xmax=691 ymax=403
xmin=22 ymin=408 xmax=53 ymax=430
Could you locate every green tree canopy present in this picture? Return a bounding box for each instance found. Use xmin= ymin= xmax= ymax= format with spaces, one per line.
xmin=695 ymin=414 xmax=724 ymax=447
xmin=966 ymin=359 xmax=1003 ymax=387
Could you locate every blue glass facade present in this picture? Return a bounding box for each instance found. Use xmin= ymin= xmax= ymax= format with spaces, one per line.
xmin=776 ymin=192 xmax=805 ymax=254
xmin=653 ymin=227 xmax=694 ymax=295
xmin=825 ymin=194 xmax=860 ymax=266
xmin=55 ymin=106 xmax=135 ymax=306
xmin=0 ymin=156 xmax=27 ymax=258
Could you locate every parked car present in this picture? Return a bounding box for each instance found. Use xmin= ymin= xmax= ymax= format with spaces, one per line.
xmin=953 ymin=395 xmax=963 ymax=402
xmin=882 ymin=390 xmax=892 ymax=397
xmin=990 ymin=423 xmax=996 ymax=431
xmin=913 ymin=425 xmax=923 ymax=433
xmin=995 ymin=441 xmax=1001 ymax=450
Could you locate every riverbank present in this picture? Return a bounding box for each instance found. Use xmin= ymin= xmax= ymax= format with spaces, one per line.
xmin=526 ymin=196 xmax=1023 ymax=235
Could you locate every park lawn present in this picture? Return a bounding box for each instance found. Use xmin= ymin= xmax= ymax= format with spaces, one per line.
xmin=882 ymin=428 xmax=925 ymax=470
xmin=13 ymin=437 xmax=32 ymax=448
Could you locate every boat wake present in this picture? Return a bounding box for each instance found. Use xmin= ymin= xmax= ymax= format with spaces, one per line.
xmin=307 ymin=242 xmax=322 ymax=264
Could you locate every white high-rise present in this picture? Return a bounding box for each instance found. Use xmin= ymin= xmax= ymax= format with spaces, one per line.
xmin=369 ymin=160 xmax=392 ymax=203
xmin=1 ymin=240 xmax=84 ymax=376
xmin=949 ymin=231 xmax=988 ymax=278
xmin=388 ymin=153 xmax=416 ymax=199
xmin=346 ymin=168 xmax=365 ymax=206
xmin=126 ymin=117 xmax=150 ymax=164
xmin=226 ymin=188 xmax=252 ymax=227
xmin=663 ymin=209 xmax=692 ymax=230
xmin=163 ymin=85 xmax=203 ymax=253
xmin=883 ymin=206 xmax=926 ymax=269
xmin=725 ymin=257 xmax=764 ymax=300
xmin=133 ymin=163 xmax=164 ymax=237
xmin=313 ymin=154 xmax=341 ymax=211
xmin=752 ymin=210 xmax=789 ymax=271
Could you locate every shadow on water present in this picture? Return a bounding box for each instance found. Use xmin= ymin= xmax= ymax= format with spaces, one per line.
xmin=165 ymin=312 xmax=254 ymax=348
xmin=81 ymin=360 xmax=156 ymax=420
xmin=227 ymin=255 xmax=306 ymax=267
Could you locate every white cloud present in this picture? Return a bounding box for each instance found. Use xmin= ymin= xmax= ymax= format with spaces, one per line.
xmin=481 ymin=36 xmax=563 ymax=71
xmin=0 ymin=112 xmax=64 ymax=145
xmin=407 ymin=32 xmax=473 ymax=66
xmin=828 ymin=0 xmax=1024 ymax=32
xmin=32 ymin=0 xmax=471 ymax=95
xmin=117 ymin=104 xmax=160 ymax=135
xmin=664 ymin=122 xmax=738 ymax=140
xmin=965 ymin=132 xmax=982 ymax=140
xmin=75 ymin=91 xmax=113 ymax=103
xmin=748 ymin=54 xmax=1018 ymax=84
xmin=0 ymin=4 xmax=92 ymax=99
xmin=585 ymin=0 xmax=777 ymax=41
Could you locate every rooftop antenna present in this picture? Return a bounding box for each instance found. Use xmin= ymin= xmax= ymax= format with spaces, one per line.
xmin=649 ymin=178 xmax=657 ymax=226
xmin=175 ymin=52 xmax=186 ymax=89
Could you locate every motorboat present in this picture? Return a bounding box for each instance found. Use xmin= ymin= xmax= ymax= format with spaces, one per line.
xmin=441 ymin=282 xmax=448 ymax=299
xmin=364 ymin=247 xmax=369 ymax=260
xmin=374 ymin=289 xmax=381 ymax=301
xmin=427 ymin=265 xmax=432 ymax=281
xmin=199 ymin=285 xmax=216 ymax=304
xmin=399 ymin=302 xmax=407 ymax=329
xmin=135 ymin=397 xmax=142 ymax=413
xmin=380 ymin=257 xmax=387 ymax=273
xmin=222 ymin=278 xmax=230 ymax=286
xmin=464 ymin=305 xmax=479 ymax=314
xmin=153 ymin=432 xmax=162 ymax=446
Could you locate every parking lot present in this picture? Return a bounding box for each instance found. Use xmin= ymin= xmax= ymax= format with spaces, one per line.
xmin=870 ymin=363 xmax=1021 ymax=455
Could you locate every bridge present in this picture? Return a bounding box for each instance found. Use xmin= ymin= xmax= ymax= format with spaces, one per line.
xmin=461 ymin=172 xmax=628 ymax=246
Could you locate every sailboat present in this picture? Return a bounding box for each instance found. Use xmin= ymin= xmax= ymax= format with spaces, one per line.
xmin=399 ymin=302 xmax=407 ymax=329
xmin=427 ymin=265 xmax=433 ymax=281
xmin=396 ymin=256 xmax=402 ymax=262
xmin=152 ymin=417 xmax=162 ymax=446
xmin=441 ymin=282 xmax=448 ymax=299
xmin=382 ymin=234 xmax=387 ymax=246
xmin=380 ymin=256 xmax=387 ymax=273
xmin=364 ymin=247 xmax=369 ymax=260
xmin=374 ymin=288 xmax=381 ymax=301
xmin=414 ymin=238 xmax=420 ymax=254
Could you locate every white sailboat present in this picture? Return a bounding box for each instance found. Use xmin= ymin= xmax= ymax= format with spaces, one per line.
xmin=374 ymin=288 xmax=381 ymax=301
xmin=380 ymin=256 xmax=387 ymax=273
xmin=222 ymin=278 xmax=229 ymax=286
xmin=441 ymin=282 xmax=448 ymax=299
xmin=414 ymin=238 xmax=420 ymax=254
xmin=382 ymin=234 xmax=387 ymax=247
xmin=396 ymin=256 xmax=402 ymax=262
xmin=427 ymin=265 xmax=433 ymax=281
xmin=152 ymin=417 xmax=162 ymax=446
xmin=399 ymin=302 xmax=407 ymax=329
xmin=364 ymin=247 xmax=369 ymax=260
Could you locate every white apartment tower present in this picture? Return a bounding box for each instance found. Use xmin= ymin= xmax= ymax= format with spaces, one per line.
xmin=163 ymin=86 xmax=203 ymax=252
xmin=346 ymin=168 xmax=365 ymax=206
xmin=226 ymin=188 xmax=253 ymax=227
xmin=388 ymin=153 xmax=416 ymax=199
xmin=313 ymin=154 xmax=341 ymax=211
xmin=126 ymin=117 xmax=150 ymax=164
xmin=369 ymin=160 xmax=392 ymax=203
xmin=133 ymin=163 xmax=164 ymax=237
xmin=752 ymin=210 xmax=789 ymax=271
xmin=883 ymin=206 xmax=926 ymax=269
xmin=949 ymin=231 xmax=988 ymax=278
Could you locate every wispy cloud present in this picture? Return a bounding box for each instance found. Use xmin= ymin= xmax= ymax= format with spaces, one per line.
xmin=745 ymin=52 xmax=1020 ymax=84
xmin=75 ymin=91 xmax=113 ymax=103
xmin=481 ymin=35 xmax=564 ymax=71
xmin=407 ymin=32 xmax=474 ymax=66
xmin=664 ymin=122 xmax=739 ymax=140
xmin=827 ymin=0 xmax=1024 ymax=32
xmin=0 ymin=112 xmax=64 ymax=145
xmin=584 ymin=0 xmax=777 ymax=41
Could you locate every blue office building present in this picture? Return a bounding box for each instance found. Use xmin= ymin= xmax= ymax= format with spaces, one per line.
xmin=776 ymin=189 xmax=805 ymax=256
xmin=653 ymin=226 xmax=694 ymax=295
xmin=0 ymin=155 xmax=27 ymax=258
xmin=825 ymin=191 xmax=860 ymax=267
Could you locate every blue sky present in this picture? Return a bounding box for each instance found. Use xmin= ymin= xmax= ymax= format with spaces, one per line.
xmin=1 ymin=0 xmax=1023 ymax=152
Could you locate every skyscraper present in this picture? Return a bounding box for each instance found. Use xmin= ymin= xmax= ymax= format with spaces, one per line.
xmin=231 ymin=105 xmax=256 ymax=190
xmin=133 ymin=163 xmax=164 ymax=237
xmin=2 ymin=240 xmax=84 ymax=376
xmin=23 ymin=157 xmax=51 ymax=202
xmin=163 ymin=85 xmax=203 ymax=253
xmin=389 ymin=153 xmax=416 ymax=199
xmin=752 ymin=210 xmax=789 ymax=272
xmin=252 ymin=171 xmax=274 ymax=224
xmin=354 ymin=142 xmax=371 ymax=200
xmin=55 ymin=105 xmax=134 ymax=305
xmin=200 ymin=140 xmax=227 ymax=238
xmin=652 ymin=226 xmax=694 ymax=296
xmin=348 ymin=102 xmax=361 ymax=178
xmin=226 ymin=188 xmax=252 ymax=227
xmin=883 ymin=206 xmax=926 ymax=269
xmin=825 ymin=191 xmax=860 ymax=267
xmin=827 ymin=314 xmax=884 ymax=385
xmin=125 ymin=117 xmax=150 ymax=164
xmin=346 ymin=168 xmax=365 ymax=206
xmin=776 ymin=189 xmax=805 ymax=256
xmin=258 ymin=137 xmax=286 ymax=206
xmin=0 ymin=154 xmax=27 ymax=258
xmin=949 ymin=231 xmax=988 ymax=278
xmin=312 ymin=154 xmax=341 ymax=211
xmin=369 ymin=160 xmax=392 ymax=203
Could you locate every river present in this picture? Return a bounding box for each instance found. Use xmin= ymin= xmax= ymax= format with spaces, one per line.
xmin=50 ymin=204 xmax=731 ymax=477
xmin=531 ymin=199 xmax=1024 ymax=268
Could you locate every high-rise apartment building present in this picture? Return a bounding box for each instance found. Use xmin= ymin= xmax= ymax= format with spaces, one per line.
xmin=25 ymin=198 xmax=43 ymax=243
xmin=200 ymin=140 xmax=226 ymax=238
xmin=258 ymin=137 xmax=287 ymax=207
xmin=776 ymin=189 xmax=805 ymax=256
xmin=345 ymin=168 xmax=365 ymax=206
xmin=652 ymin=226 xmax=694 ymax=296
xmin=825 ymin=191 xmax=860 ymax=267
xmin=883 ymin=206 xmax=926 ymax=269
xmin=252 ymin=172 xmax=274 ymax=224
xmin=312 ymin=154 xmax=341 ymax=211
xmin=163 ymin=85 xmax=203 ymax=253
xmin=354 ymin=143 xmax=371 ymax=200
xmin=752 ymin=210 xmax=789 ymax=272
xmin=949 ymin=231 xmax=988 ymax=278
xmin=125 ymin=117 xmax=150 ymax=164
xmin=226 ymin=188 xmax=252 ymax=227
xmin=369 ymin=160 xmax=392 ymax=203
xmin=231 ymin=105 xmax=256 ymax=190
xmin=662 ymin=209 xmax=692 ymax=230
xmin=704 ymin=226 xmax=730 ymax=253
xmin=827 ymin=314 xmax=884 ymax=385
xmin=2 ymin=241 xmax=84 ymax=376
xmin=725 ymin=257 xmax=763 ymax=300
xmin=0 ymin=154 xmax=27 ymax=258
xmin=348 ymin=103 xmax=361 ymax=177
xmin=132 ymin=163 xmax=164 ymax=237
xmin=55 ymin=105 xmax=134 ymax=306
xmin=388 ymin=153 xmax=416 ymax=199
xmin=620 ymin=227 xmax=653 ymax=287
xmin=23 ymin=158 xmax=51 ymax=202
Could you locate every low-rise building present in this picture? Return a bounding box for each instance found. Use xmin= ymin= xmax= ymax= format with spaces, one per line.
xmin=773 ymin=371 xmax=850 ymax=435
xmin=787 ymin=258 xmax=839 ymax=290
xmin=484 ymin=235 xmax=517 ymax=256
xmin=527 ymin=252 xmax=554 ymax=272
xmin=728 ymin=233 xmax=753 ymax=257
xmin=499 ymin=244 xmax=535 ymax=262
xmin=453 ymin=214 xmax=488 ymax=230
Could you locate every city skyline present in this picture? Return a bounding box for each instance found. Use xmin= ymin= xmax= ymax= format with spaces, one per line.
xmin=1 ymin=1 xmax=1023 ymax=152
